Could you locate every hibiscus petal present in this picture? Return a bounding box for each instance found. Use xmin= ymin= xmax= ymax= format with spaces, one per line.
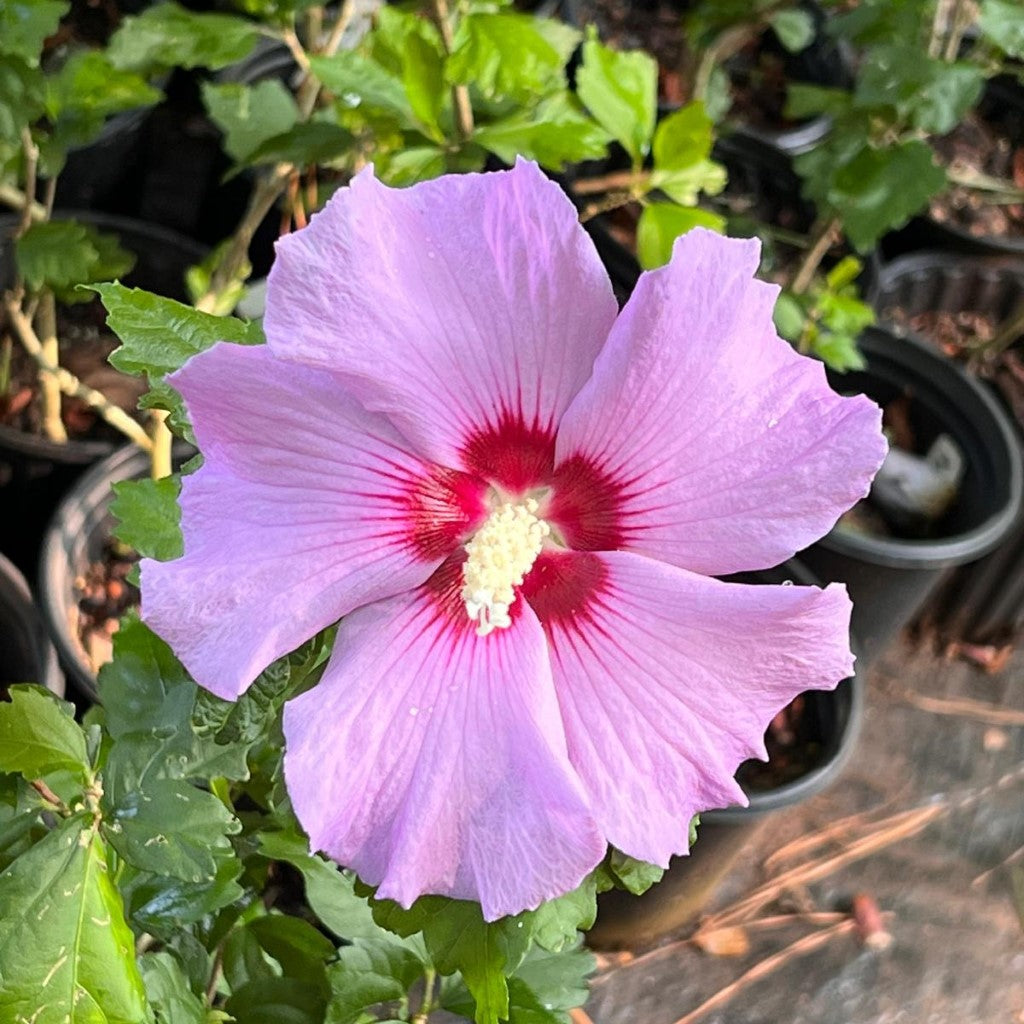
xmin=264 ymin=159 xmax=619 ymax=485
xmin=522 ymin=548 xmax=854 ymax=867
xmin=142 ymin=343 xmax=486 ymax=700
xmin=282 ymin=560 xmax=606 ymax=920
xmin=551 ymin=229 xmax=887 ymax=575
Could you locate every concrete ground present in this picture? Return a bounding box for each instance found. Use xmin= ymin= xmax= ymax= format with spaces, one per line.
xmin=584 ymin=636 xmax=1024 ymax=1024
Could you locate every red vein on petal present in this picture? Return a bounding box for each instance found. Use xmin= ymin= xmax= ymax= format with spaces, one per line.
xmin=402 ymin=467 xmax=488 ymax=560
xmin=461 ymin=409 xmax=556 ymax=495
xmin=520 ymin=550 xmax=610 ymax=639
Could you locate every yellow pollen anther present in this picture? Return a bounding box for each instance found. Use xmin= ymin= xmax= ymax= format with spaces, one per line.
xmin=461 ymin=498 xmax=550 ymax=637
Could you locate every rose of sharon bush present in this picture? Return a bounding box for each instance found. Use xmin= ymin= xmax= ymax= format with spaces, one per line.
xmin=142 ymin=159 xmax=886 ymax=921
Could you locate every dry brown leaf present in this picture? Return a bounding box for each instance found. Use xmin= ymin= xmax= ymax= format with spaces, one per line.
xmin=691 ymin=925 xmax=751 ymax=958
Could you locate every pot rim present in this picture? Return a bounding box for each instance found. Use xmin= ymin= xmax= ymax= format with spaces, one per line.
xmin=816 ymin=326 xmax=1024 ymax=569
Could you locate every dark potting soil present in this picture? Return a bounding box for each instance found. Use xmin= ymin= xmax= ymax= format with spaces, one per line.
xmin=928 ymin=108 xmax=1024 ymax=241
xmin=568 ymin=0 xmax=826 ymax=122
xmin=74 ymin=536 xmax=139 ymax=676
xmin=736 ymin=695 xmax=824 ymax=791
xmin=725 ymin=42 xmax=804 ymax=134
xmin=0 ymin=299 xmax=145 ymax=442
xmin=888 ymin=305 xmax=1024 ymax=442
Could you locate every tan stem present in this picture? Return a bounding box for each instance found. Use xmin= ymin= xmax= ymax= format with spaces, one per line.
xmin=150 ymin=411 xmax=173 ymax=480
xmin=928 ymin=0 xmax=955 ymax=58
xmin=34 ymin=293 xmax=67 ymax=443
xmin=692 ymin=24 xmax=755 ymax=104
xmin=0 ymin=183 xmax=45 ymax=222
xmin=789 ymin=216 xmax=840 ymax=295
xmin=572 ymin=170 xmax=649 ymax=196
xmin=579 ymin=191 xmax=636 ymax=223
xmin=431 ymin=0 xmax=474 ymax=139
xmin=194 ymin=163 xmax=293 ymax=314
xmin=942 ymin=0 xmax=971 ymax=61
xmin=281 ymin=27 xmax=313 ymax=74
xmin=319 ymin=0 xmax=355 ymax=60
xmin=18 ymin=128 xmax=39 ymax=239
xmin=4 ymin=297 xmax=153 ymax=451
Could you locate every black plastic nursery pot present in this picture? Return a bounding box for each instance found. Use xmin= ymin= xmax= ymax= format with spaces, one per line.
xmin=0 ymin=552 xmax=63 ymax=699
xmin=718 ymin=1 xmax=853 ymax=156
xmin=869 ymin=253 xmax=1024 ymax=647
xmin=586 ymin=560 xmax=863 ymax=950
xmin=38 ymin=443 xmax=188 ymax=703
xmin=798 ymin=326 xmax=1024 ymax=663
xmin=0 ymin=213 xmax=205 ymax=579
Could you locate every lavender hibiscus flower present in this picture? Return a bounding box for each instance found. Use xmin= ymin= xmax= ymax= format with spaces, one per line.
xmin=142 ymin=159 xmax=886 ymax=921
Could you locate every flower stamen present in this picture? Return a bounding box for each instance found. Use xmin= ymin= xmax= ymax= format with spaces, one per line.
xmin=461 ymin=499 xmax=550 ymax=637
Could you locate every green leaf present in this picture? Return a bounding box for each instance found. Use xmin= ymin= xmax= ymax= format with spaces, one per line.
xmin=797 ymin=137 xmax=946 ymax=251
xmin=650 ymin=160 xmax=726 ymax=205
xmin=310 ymin=51 xmax=414 ymax=126
xmin=606 ymin=850 xmax=664 ymax=896
xmin=636 ymin=203 xmax=725 ymax=269
xmin=576 ymin=31 xmax=656 ymax=166
xmin=110 ymin=476 xmax=183 ymax=562
xmin=98 ymin=616 xmax=194 ymax=740
xmin=399 ymin=29 xmax=446 ymax=137
xmin=97 ymin=284 xmax=261 ymax=378
xmin=248 ymin=914 xmax=336 ymax=977
xmin=246 ymin=120 xmax=353 ymax=167
xmin=125 ymin=854 xmax=244 ymax=937
xmin=443 ymin=943 xmax=594 ymax=1024
xmin=0 ymin=816 xmax=149 ymax=1024
xmin=773 ymin=290 xmax=806 ymax=342
xmin=202 ymin=80 xmax=299 ymax=165
xmin=103 ymin=778 xmax=240 ymax=880
xmin=448 ymin=13 xmax=568 ymax=102
xmin=825 ymin=254 xmax=863 ymax=291
xmin=97 ymin=616 xmax=252 ymax=788
xmin=784 ymin=83 xmax=851 ymax=120
xmin=0 ymin=54 xmax=44 ymax=144
xmin=0 ymin=1 xmax=68 ymax=65
xmin=652 ymin=101 xmax=714 ymax=169
xmin=474 ymin=94 xmax=611 ymax=169
xmin=381 ymin=144 xmax=447 ymax=185
xmin=527 ymin=874 xmax=599 ymax=952
xmin=0 ymin=685 xmax=89 ymax=783
xmin=812 ymin=330 xmax=866 ymax=371
xmin=368 ymin=895 xmax=533 ymax=1024
xmin=94 ymin=283 xmax=262 ymax=437
xmin=258 ymin=829 xmax=381 ymax=940
xmin=768 ymin=8 xmax=815 ymax=52
xmin=979 ymin=0 xmax=1024 ymax=58
xmin=510 ymin=944 xmax=593 ymax=1023
xmin=325 ymin=935 xmax=426 ymax=1024
xmin=854 ymin=45 xmax=984 ymax=134
xmin=16 ymin=220 xmax=134 ymax=297
xmin=141 ymin=951 xmax=208 ymax=1024
xmin=108 ymin=1 xmax=259 ymax=72
xmin=225 ymin=977 xmax=326 ymax=1024
xmin=44 ymin=50 xmax=161 ymax=162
